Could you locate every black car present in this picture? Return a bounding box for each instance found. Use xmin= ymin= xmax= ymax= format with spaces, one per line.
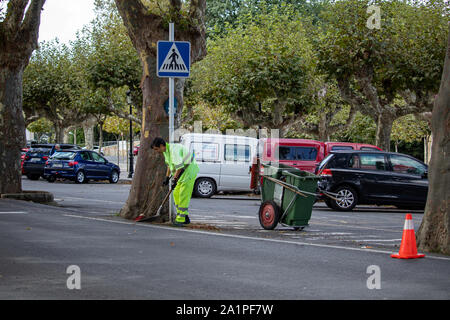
xmin=23 ymin=144 xmax=80 ymax=180
xmin=316 ymin=151 xmax=428 ymax=211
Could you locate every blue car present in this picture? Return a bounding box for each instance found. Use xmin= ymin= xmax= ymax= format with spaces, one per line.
xmin=44 ymin=150 xmax=120 ymax=184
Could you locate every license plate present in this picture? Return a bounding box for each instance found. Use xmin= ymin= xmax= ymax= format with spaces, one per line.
xmin=31 ymin=158 xmax=41 ymax=162
xmin=53 ymin=164 xmax=63 ymax=168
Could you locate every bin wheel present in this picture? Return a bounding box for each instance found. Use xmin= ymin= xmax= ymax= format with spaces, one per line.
xmin=259 ymin=200 xmax=281 ymax=230
xmin=293 ymin=226 xmax=304 ymax=231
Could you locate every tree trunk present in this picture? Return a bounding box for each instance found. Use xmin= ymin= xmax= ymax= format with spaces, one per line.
xmin=63 ymin=127 xmax=71 ymax=143
xmin=53 ymin=122 xmax=65 ymax=143
xmin=424 ymin=134 xmax=433 ymax=165
xmin=98 ymin=122 xmax=104 ymax=153
xmin=0 ymin=0 xmax=46 ymax=194
xmin=120 ymin=56 xmax=169 ymax=219
xmin=83 ymin=117 xmax=97 ymax=150
xmin=114 ymin=0 xmax=206 ymax=220
xmin=0 ymin=67 xmax=26 ymax=194
xmin=417 ymin=28 xmax=450 ymax=255
xmin=375 ymin=113 xmax=394 ymax=151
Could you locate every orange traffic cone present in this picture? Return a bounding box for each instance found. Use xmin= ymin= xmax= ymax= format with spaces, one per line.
xmin=391 ymin=214 xmax=425 ymax=259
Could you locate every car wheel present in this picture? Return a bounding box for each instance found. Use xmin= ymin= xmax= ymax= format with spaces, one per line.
xmin=27 ymin=174 xmax=40 ymax=181
xmin=194 ymin=178 xmax=216 ymax=198
xmin=259 ymin=200 xmax=281 ymax=230
xmin=109 ymin=170 xmax=119 ymax=184
xmin=75 ymin=171 xmax=86 ymax=184
xmin=47 ymin=176 xmax=56 ymax=183
xmin=330 ymin=186 xmax=358 ymax=211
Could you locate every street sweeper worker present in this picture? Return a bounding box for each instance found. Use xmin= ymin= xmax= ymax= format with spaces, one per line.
xmin=151 ymin=137 xmax=199 ymax=225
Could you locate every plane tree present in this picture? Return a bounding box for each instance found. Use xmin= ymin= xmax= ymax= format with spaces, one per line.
xmin=0 ymin=0 xmax=46 ymax=194
xmin=190 ymin=7 xmax=319 ymax=135
xmin=417 ymin=26 xmax=450 ymax=255
xmin=113 ymin=0 xmax=207 ymax=220
xmin=317 ymin=0 xmax=448 ymax=150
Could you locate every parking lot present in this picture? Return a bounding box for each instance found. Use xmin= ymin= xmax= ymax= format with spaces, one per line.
xmin=22 ymin=177 xmax=428 ymax=254
xmin=0 ymin=176 xmax=448 ymax=300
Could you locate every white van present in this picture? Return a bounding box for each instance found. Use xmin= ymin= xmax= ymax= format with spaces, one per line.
xmin=180 ymin=133 xmax=258 ymax=198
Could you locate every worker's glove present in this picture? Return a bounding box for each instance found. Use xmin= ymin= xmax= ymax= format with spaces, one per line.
xmin=171 ymin=178 xmax=178 ymax=190
xmin=162 ymin=176 xmax=171 ymax=186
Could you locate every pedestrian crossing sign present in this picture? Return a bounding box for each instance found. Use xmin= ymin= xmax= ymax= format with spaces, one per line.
xmin=157 ymin=41 xmax=191 ymax=78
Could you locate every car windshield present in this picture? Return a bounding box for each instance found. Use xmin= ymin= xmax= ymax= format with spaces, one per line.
xmin=52 ymin=151 xmax=77 ymax=160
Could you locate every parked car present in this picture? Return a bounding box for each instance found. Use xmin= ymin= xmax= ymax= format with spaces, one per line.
xmin=82 ymin=146 xmax=105 ymax=156
xmin=21 ymin=148 xmax=29 ymax=174
xmin=23 ymin=144 xmax=81 ymax=180
xmin=133 ymin=145 xmax=140 ymax=156
xmin=316 ymin=150 xmax=428 ymax=211
xmin=180 ymin=133 xmax=258 ymax=198
xmin=22 ymin=147 xmax=51 ymax=180
xmin=43 ymin=150 xmax=120 ymax=184
xmin=259 ymin=138 xmax=382 ymax=173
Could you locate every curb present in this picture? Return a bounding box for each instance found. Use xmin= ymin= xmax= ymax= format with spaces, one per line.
xmin=1 ymin=190 xmax=54 ymax=204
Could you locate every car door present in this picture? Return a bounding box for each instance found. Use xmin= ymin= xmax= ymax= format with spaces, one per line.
xmin=79 ymin=151 xmax=97 ymax=178
xmin=358 ymin=153 xmax=393 ymax=202
xmin=220 ymin=143 xmax=252 ymax=190
xmin=387 ymin=154 xmax=428 ymax=205
xmin=90 ymin=151 xmax=110 ymax=178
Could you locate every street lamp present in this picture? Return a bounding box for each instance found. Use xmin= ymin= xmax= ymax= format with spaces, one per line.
xmin=126 ymin=90 xmax=134 ymax=179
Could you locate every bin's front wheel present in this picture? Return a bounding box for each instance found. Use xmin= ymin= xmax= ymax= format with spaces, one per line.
xmin=259 ymin=200 xmax=281 ymax=230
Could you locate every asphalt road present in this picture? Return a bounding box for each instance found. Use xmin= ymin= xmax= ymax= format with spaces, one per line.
xmin=0 ymin=178 xmax=448 ymax=300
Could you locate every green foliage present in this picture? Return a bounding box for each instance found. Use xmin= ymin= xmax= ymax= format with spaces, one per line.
xmin=23 ymin=40 xmax=84 ymax=123
xmin=27 ymin=117 xmax=53 ymax=134
xmin=318 ymin=0 xmax=448 ymax=95
xmin=391 ymin=115 xmax=430 ymax=144
xmin=190 ymin=5 xmax=319 ymax=128
xmin=206 ymin=0 xmax=330 ymax=38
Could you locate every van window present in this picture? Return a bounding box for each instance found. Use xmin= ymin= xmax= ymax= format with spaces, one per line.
xmin=190 ymin=142 xmax=219 ymax=162
xmin=360 ymin=147 xmax=379 ymax=151
xmin=278 ymin=146 xmax=317 ymax=161
xmin=331 ymin=146 xmax=353 ymax=151
xmin=359 ymin=154 xmax=387 ymax=171
xmin=225 ymin=144 xmax=250 ymax=162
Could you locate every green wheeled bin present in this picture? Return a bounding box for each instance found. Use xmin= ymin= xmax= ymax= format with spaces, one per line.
xmin=259 ymin=163 xmax=320 ymax=230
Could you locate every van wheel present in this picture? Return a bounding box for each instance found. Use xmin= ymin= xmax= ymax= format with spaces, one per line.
xmin=330 ymin=186 xmax=358 ymax=211
xmin=194 ymin=178 xmax=216 ymax=198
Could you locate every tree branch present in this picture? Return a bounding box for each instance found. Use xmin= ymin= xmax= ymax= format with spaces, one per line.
xmin=19 ymin=0 xmax=46 ymax=57
xmin=4 ymin=0 xmax=28 ymax=32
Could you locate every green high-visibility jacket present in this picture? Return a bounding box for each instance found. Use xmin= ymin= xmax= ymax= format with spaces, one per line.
xmin=163 ymin=143 xmax=199 ymax=183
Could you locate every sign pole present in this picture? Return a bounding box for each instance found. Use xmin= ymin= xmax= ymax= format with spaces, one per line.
xmin=169 ymin=22 xmax=175 ymax=223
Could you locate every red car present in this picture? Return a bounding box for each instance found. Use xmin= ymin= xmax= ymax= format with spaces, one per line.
xmin=21 ymin=148 xmax=29 ymax=174
xmin=259 ymin=139 xmax=381 ymax=173
xmin=133 ymin=145 xmax=140 ymax=156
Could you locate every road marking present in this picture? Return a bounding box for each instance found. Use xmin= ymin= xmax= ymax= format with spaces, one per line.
xmin=63 ymin=196 xmax=125 ymax=205
xmin=62 ymin=214 xmax=450 ymax=261
xmin=311 ymin=221 xmax=405 ymax=233
xmin=345 ymin=239 xmax=402 ymax=242
xmin=0 ymin=211 xmax=28 ymax=214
